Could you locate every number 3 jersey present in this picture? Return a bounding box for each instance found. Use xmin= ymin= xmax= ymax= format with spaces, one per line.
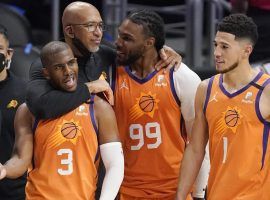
xmin=113 ymin=65 xmax=199 ymax=199
xmin=204 ymin=72 xmax=270 ymax=200
xmin=26 ymin=102 xmax=99 ymax=200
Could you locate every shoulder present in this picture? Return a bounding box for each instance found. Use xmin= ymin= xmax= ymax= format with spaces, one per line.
xmin=173 ymin=63 xmax=201 ymax=83
xmin=29 ymin=58 xmax=44 ymax=80
xmin=97 ymin=44 xmax=116 ymax=58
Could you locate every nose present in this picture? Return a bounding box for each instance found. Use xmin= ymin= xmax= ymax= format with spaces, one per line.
xmin=214 ymin=46 xmax=221 ymax=58
xmin=63 ymin=65 xmax=72 ymax=75
xmin=93 ymin=26 xmax=102 ymax=37
xmin=115 ymin=36 xmax=122 ymax=48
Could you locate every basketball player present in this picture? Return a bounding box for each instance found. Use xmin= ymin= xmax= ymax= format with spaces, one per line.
xmin=176 ymin=14 xmax=270 ymax=200
xmin=0 ymin=41 xmax=124 ymax=200
xmin=113 ymin=10 xmax=209 ymax=199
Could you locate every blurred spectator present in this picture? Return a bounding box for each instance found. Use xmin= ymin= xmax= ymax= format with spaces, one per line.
xmin=231 ymin=0 xmax=270 ymax=62
xmin=0 ymin=25 xmax=26 ymax=200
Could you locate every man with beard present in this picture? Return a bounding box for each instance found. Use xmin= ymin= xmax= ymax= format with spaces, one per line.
xmin=176 ymin=14 xmax=270 ymax=200
xmin=0 ymin=24 xmax=27 ymax=200
xmin=112 ymin=10 xmax=209 ymax=200
xmin=26 ymin=1 xmax=182 ymax=120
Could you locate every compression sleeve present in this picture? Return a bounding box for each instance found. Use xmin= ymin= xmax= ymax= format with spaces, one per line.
xmin=173 ymin=63 xmax=209 ymax=198
xmin=99 ymin=142 xmax=124 ymax=200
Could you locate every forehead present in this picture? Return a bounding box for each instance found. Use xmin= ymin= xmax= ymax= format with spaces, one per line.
xmin=47 ymin=48 xmax=74 ymax=66
xmin=215 ymin=31 xmax=236 ymax=44
xmin=73 ymin=7 xmax=102 ymax=23
xmin=119 ymin=19 xmax=144 ymax=36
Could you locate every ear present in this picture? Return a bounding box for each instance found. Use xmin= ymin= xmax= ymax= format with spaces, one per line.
xmin=145 ymin=37 xmax=155 ymax=49
xmin=64 ymin=25 xmax=75 ymax=38
xmin=243 ymin=44 xmax=253 ymax=58
xmin=42 ymin=67 xmax=50 ymax=80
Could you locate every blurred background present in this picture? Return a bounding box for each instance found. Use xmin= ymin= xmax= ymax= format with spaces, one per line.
xmin=0 ymin=0 xmax=269 ymax=80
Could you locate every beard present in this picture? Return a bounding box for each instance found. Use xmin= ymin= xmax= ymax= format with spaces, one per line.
xmin=72 ymin=36 xmax=99 ymax=57
xmin=116 ymin=48 xmax=144 ymax=66
xmin=216 ymin=61 xmax=238 ymax=74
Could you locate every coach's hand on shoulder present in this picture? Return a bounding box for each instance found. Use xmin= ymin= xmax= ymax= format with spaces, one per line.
xmin=85 ymin=80 xmax=114 ymax=105
xmin=155 ymin=45 xmax=182 ymax=73
xmin=0 ymin=163 xmax=7 ymax=180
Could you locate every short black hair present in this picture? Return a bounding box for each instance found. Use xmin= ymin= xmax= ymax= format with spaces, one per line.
xmin=0 ymin=24 xmax=9 ymax=43
xmin=127 ymin=9 xmax=165 ymax=51
xmin=40 ymin=41 xmax=71 ymax=67
xmin=217 ymin=14 xmax=258 ymax=46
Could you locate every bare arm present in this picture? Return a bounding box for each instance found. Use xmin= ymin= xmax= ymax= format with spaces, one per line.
xmin=176 ymin=81 xmax=209 ymax=200
xmin=0 ymin=103 xmax=33 ymax=179
xmin=94 ymin=96 xmax=124 ymax=200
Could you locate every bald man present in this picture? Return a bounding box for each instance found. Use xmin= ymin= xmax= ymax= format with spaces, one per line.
xmin=26 ymin=1 xmax=182 ymax=120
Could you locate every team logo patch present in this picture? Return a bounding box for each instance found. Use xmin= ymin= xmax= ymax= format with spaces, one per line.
xmin=155 ymin=75 xmax=167 ymax=87
xmin=46 ymin=119 xmax=82 ymax=149
xmin=129 ymin=92 xmax=160 ymax=120
xmin=242 ymin=91 xmax=253 ymax=104
xmin=216 ymin=106 xmax=243 ymax=134
xmin=7 ymin=100 xmax=18 ymax=108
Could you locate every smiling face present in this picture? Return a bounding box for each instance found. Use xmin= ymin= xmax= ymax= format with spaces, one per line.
xmin=115 ymin=19 xmax=146 ymax=65
xmin=214 ymin=31 xmax=247 ymax=73
xmin=43 ymin=47 xmax=78 ymax=92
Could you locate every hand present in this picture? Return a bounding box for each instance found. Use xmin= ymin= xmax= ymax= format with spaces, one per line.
xmin=85 ymin=80 xmax=114 ymax=105
xmin=0 ymin=163 xmax=7 ymax=180
xmin=155 ymin=45 xmax=182 ymax=73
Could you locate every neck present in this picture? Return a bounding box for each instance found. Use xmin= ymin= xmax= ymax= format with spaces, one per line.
xmin=0 ymin=68 xmax=7 ymax=81
xmin=130 ymin=50 xmax=159 ymax=79
xmin=222 ymin=60 xmax=257 ymax=91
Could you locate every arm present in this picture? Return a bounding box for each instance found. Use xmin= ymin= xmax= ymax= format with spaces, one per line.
xmin=0 ymin=103 xmax=33 ymax=179
xmin=27 ymin=59 xmax=113 ymax=119
xmin=173 ymin=65 xmax=210 ymax=199
xmin=155 ymin=45 xmax=182 ymax=72
xmin=94 ymin=96 xmax=124 ymax=200
xmin=176 ymin=80 xmax=209 ymax=200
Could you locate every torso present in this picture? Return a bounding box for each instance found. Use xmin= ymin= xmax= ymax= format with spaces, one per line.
xmin=26 ymin=103 xmax=99 ymax=200
xmin=113 ymin=66 xmax=188 ymax=198
xmin=204 ymin=72 xmax=270 ymax=200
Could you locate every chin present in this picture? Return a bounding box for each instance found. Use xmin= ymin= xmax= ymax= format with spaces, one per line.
xmin=89 ymin=46 xmax=99 ymax=53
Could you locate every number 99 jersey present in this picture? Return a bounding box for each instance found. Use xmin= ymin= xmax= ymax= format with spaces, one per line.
xmin=113 ymin=66 xmax=190 ymax=199
xmin=26 ymin=103 xmax=99 ymax=200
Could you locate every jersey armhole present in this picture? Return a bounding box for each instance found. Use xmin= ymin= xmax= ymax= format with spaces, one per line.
xmin=169 ymin=67 xmax=181 ymax=106
xmin=203 ymin=76 xmax=215 ymax=114
xmin=255 ymin=78 xmax=270 ymax=125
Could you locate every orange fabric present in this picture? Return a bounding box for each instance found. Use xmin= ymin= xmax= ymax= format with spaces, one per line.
xmin=205 ymin=73 xmax=270 ymax=200
xmin=26 ymin=103 xmax=99 ymax=200
xmin=119 ymin=192 xmax=192 ymax=200
xmin=114 ymin=66 xmax=187 ymax=198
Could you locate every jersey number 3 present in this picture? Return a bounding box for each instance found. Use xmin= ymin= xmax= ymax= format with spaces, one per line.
xmin=129 ymin=122 xmax=161 ymax=150
xmin=57 ymin=149 xmax=73 ymax=175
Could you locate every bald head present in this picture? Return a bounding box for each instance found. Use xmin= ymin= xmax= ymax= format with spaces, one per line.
xmin=40 ymin=41 xmax=72 ymax=67
xmin=62 ymin=1 xmax=100 ymax=28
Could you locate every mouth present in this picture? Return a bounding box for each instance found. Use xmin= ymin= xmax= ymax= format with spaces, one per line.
xmin=63 ymin=74 xmax=76 ymax=88
xmin=92 ymin=39 xmax=101 ymax=45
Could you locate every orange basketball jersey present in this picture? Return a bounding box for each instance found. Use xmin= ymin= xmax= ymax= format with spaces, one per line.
xmin=26 ymin=102 xmax=99 ymax=200
xmin=204 ymin=72 xmax=270 ymax=200
xmin=113 ymin=66 xmax=190 ymax=199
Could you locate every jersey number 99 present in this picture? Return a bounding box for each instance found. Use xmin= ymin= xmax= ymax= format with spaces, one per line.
xmin=129 ymin=122 xmax=161 ymax=150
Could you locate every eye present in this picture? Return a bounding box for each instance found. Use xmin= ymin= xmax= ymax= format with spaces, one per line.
xmin=67 ymin=59 xmax=77 ymax=66
xmin=54 ymin=65 xmax=64 ymax=70
xmin=221 ymin=45 xmax=228 ymax=49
